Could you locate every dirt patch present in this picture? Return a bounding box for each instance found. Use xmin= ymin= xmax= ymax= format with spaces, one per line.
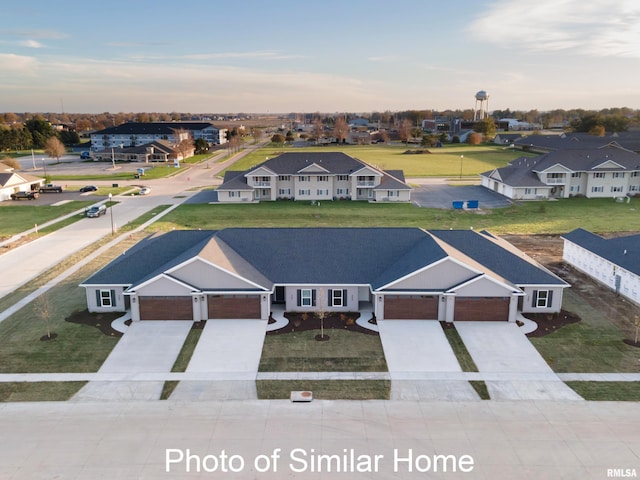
xmin=506 ymin=234 xmax=640 ymax=340
xmin=65 ymin=310 xmax=124 ymax=337
xmin=268 ymin=312 xmax=378 ymax=336
xmin=525 ymin=310 xmax=581 ymax=337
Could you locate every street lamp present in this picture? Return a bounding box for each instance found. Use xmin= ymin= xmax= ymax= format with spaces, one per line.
xmin=108 ymin=193 xmax=115 ymax=235
xmin=459 ymin=155 xmax=464 ymax=180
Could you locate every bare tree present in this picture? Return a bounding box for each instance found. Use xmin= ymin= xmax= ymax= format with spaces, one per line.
xmin=32 ymin=293 xmax=55 ymax=340
xmin=633 ymin=315 xmax=640 ymax=344
xmin=311 ymin=118 xmax=324 ymax=141
xmin=398 ymin=119 xmax=412 ymax=143
xmin=44 ymin=136 xmax=66 ymax=161
xmin=250 ymin=127 xmax=263 ymax=144
xmin=171 ymin=128 xmax=194 ymax=160
xmin=332 ymin=116 xmax=349 ymax=144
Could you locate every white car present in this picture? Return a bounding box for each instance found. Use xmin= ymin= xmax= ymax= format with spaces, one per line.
xmin=139 ymin=187 xmax=151 ymax=195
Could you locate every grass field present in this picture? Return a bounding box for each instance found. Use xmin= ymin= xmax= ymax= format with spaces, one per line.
xmin=259 ymin=330 xmax=387 ymax=372
xmin=566 ymin=382 xmax=640 ymax=401
xmin=222 ymin=143 xmax=534 ymax=177
xmin=256 ymin=379 xmax=390 ymax=400
xmin=530 ymin=289 xmax=640 ymax=374
xmin=0 ymin=201 xmax=94 ymax=240
xmin=148 ymin=196 xmax=640 ymax=235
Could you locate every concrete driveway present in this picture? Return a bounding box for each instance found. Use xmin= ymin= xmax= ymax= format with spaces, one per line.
xmin=455 ymin=322 xmax=583 ymax=400
xmin=73 ymin=321 xmax=193 ymax=401
xmin=377 ymin=320 xmax=480 ymax=401
xmin=169 ymin=319 xmax=268 ymax=401
xmin=411 ymin=184 xmax=512 ymax=209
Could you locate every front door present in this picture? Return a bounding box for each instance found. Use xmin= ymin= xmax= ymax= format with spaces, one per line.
xmin=274 ymin=286 xmax=285 ymax=304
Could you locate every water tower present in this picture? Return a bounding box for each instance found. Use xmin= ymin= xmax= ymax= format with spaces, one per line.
xmin=474 ymin=90 xmax=490 ymax=121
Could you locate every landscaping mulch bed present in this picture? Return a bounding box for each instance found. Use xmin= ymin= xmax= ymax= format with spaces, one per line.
xmin=65 ymin=310 xmax=124 ymax=337
xmin=525 ymin=309 xmax=581 ymax=338
xmin=268 ymin=312 xmax=378 ymax=336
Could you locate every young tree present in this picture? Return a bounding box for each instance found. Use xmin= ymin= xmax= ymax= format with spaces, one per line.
xmin=314 ymin=290 xmax=329 ymax=341
xmin=32 ymin=293 xmax=55 ymax=340
xmin=194 ymin=138 xmax=209 ymax=154
xmin=1 ymin=156 xmax=21 ymax=170
xmin=466 ymin=132 xmax=482 ymax=145
xmin=44 ymin=136 xmax=66 ymax=161
xmin=172 ymin=128 xmax=194 ymax=160
xmin=398 ymin=119 xmax=412 ymax=143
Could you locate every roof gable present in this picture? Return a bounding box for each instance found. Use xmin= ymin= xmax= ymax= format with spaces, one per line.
xmin=297 ymin=162 xmax=330 ymax=173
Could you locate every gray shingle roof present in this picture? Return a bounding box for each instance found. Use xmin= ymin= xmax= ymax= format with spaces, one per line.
xmin=94 ymin=122 xmax=218 ymax=136
xmin=562 ymin=228 xmax=640 ymax=276
xmin=430 ymin=230 xmax=567 ymax=286
xmin=531 ymin=146 xmax=640 ymax=172
xmin=513 ymin=132 xmax=640 ymax=152
xmin=81 ymin=230 xmax=215 ymax=286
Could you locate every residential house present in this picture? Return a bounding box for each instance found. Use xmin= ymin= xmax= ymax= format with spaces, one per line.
xmin=0 ymin=164 xmax=44 ymax=201
xmin=81 ymin=227 xmax=568 ymax=323
xmin=481 ymin=146 xmax=640 ymax=200
xmin=92 ymin=140 xmax=192 ymax=163
xmin=562 ymin=228 xmax=640 ymax=306
xmin=217 ymin=152 xmax=411 ymax=202
xmin=513 ymin=131 xmax=640 ymax=154
xmin=91 ymin=122 xmax=227 ymax=151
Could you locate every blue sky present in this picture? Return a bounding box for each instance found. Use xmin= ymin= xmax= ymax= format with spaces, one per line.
xmin=1 ymin=0 xmax=639 ymax=113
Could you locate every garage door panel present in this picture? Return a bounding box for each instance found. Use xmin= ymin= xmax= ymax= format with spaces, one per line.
xmin=454 ymin=297 xmax=509 ymax=321
xmin=384 ymin=295 xmax=438 ymax=320
xmin=139 ymin=296 xmax=193 ymax=320
xmin=208 ymin=295 xmax=261 ymax=319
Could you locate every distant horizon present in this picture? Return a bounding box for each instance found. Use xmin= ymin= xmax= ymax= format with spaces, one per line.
xmin=2 ymin=0 xmax=639 ymax=113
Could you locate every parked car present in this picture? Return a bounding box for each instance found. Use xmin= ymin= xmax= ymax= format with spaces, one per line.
xmin=39 ymin=183 xmax=63 ymax=193
xmin=10 ymin=191 xmax=39 ymax=200
xmin=80 ymin=151 xmax=92 ymax=159
xmin=138 ymin=187 xmax=151 ymax=195
xmin=79 ymin=185 xmax=98 ymax=192
xmin=85 ymin=204 xmax=107 ymax=217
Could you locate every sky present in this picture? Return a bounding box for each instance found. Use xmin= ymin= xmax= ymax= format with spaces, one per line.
xmin=1 ymin=0 xmax=639 ymax=114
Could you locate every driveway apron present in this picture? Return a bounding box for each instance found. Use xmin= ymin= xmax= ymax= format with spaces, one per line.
xmin=455 ymin=322 xmax=583 ymax=400
xmin=169 ymin=319 xmax=268 ymax=401
xmin=377 ymin=320 xmax=479 ymax=401
xmin=72 ymin=321 xmax=193 ymax=401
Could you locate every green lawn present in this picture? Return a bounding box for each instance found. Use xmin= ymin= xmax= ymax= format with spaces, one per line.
xmin=223 ymin=143 xmax=533 ymax=177
xmin=256 ymin=380 xmax=390 ymax=400
xmin=149 ymin=196 xmax=640 ymax=235
xmin=0 ymin=382 xmax=87 ymax=401
xmin=566 ymin=382 xmax=640 ymax=401
xmin=259 ymin=330 xmax=387 ymax=372
xmin=530 ymin=289 xmax=640 ymax=373
xmin=0 ymin=201 xmax=94 ymax=239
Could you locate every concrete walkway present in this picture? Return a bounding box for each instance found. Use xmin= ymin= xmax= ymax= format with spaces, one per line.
xmin=2 ymin=399 xmax=639 ymax=480
xmin=378 ymin=320 xmax=480 ymax=401
xmin=72 ymin=321 xmax=193 ymax=401
xmin=456 ymin=322 xmax=584 ymax=401
xmin=169 ymin=319 xmax=268 ymax=401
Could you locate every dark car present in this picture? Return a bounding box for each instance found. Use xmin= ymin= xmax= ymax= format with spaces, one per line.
xmin=79 ymin=185 xmax=98 ymax=193
xmin=85 ymin=204 xmax=107 ymax=217
xmin=10 ymin=191 xmax=39 ymax=200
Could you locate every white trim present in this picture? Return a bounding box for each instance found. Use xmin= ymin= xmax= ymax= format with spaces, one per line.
xmin=165 ymin=256 xmax=270 ymax=291
xmin=297 ymin=162 xmax=330 ymax=173
xmin=446 ymin=273 xmax=523 ymax=295
xmin=130 ymin=273 xmax=198 ymax=293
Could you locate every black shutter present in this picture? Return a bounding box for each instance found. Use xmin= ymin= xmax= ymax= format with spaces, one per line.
xmin=110 ymin=290 xmax=116 ymax=306
xmin=328 ymin=289 xmax=333 ymax=307
xmin=343 ymin=289 xmax=348 ymax=307
xmin=532 ymin=290 xmax=538 ymax=308
xmin=95 ymin=290 xmax=101 ymax=306
xmin=547 ymin=290 xmax=553 ymax=308
xmin=312 ymin=289 xmax=316 ymax=307
xmin=297 ymin=289 xmax=301 ymax=307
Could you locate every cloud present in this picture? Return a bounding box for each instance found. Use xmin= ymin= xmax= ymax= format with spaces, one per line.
xmin=0 ymin=28 xmax=68 ymax=40
xmin=0 ymin=53 xmax=39 ymax=73
xmin=468 ymin=0 xmax=640 ymax=58
xmin=18 ymin=40 xmax=44 ymax=48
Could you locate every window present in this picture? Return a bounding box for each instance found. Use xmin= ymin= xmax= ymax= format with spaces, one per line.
xmin=298 ymin=189 xmax=310 ymax=196
xmin=524 ymin=188 xmax=537 ymax=195
xmin=97 ymin=289 xmax=115 ymax=307
xmin=571 ymin=172 xmax=582 ymax=178
xmin=611 ymin=186 xmax=623 ymax=193
xmin=570 ymin=186 xmax=580 ymax=193
xmin=316 ymin=189 xmax=329 ymax=196
xmin=388 ymin=190 xmax=397 ymax=197
xmin=593 ymin=172 xmax=606 ymax=178
xmin=591 ymin=186 xmax=604 ymax=193
xmin=632 ymin=172 xmax=640 ymax=177
xmin=297 ymin=289 xmax=316 ymax=307
xmin=612 ymin=172 xmax=625 ymax=178
xmin=329 ymin=289 xmax=348 ymax=307
xmin=299 ymin=176 xmax=310 ymax=182
xmin=317 ymin=176 xmax=329 ymax=182
xmin=336 ymin=188 xmax=349 ymax=195
xmin=532 ymin=290 xmax=552 ymax=308
xmin=630 ymin=185 xmax=640 ymax=192
xmin=229 ymin=191 xmax=239 ymax=198
xmin=337 ymin=175 xmax=349 ymax=181
xmin=278 ymin=188 xmax=291 ymax=195
xmin=279 ymin=175 xmax=291 ymax=181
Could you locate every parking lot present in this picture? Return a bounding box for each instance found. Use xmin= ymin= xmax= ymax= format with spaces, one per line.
xmin=0 ymin=190 xmax=105 ymax=207
xmin=411 ymin=184 xmax=512 ymax=209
